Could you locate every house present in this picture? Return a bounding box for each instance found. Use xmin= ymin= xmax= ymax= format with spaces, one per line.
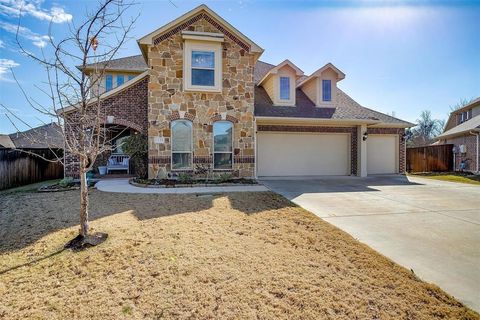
xmin=436 ymin=97 xmax=480 ymax=173
xmin=0 ymin=123 xmax=64 ymax=150
xmin=61 ymin=4 xmax=413 ymax=179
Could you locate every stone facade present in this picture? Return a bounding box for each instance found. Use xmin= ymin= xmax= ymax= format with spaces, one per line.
xmin=444 ymin=134 xmax=478 ymax=172
xmin=146 ymin=13 xmax=256 ymax=179
xmin=367 ymin=127 xmax=406 ymax=173
xmin=64 ymin=77 xmax=148 ymax=177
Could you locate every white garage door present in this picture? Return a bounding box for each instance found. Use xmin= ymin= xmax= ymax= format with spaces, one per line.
xmin=367 ymin=135 xmax=398 ymax=174
xmin=257 ymin=132 xmax=350 ymax=177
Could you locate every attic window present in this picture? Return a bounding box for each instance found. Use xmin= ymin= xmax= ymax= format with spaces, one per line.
xmin=191 ymin=51 xmax=215 ymax=86
xmin=322 ymin=80 xmax=331 ymax=102
xmin=280 ymin=77 xmax=290 ymax=100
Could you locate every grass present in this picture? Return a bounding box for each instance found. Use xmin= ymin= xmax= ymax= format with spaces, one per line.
xmin=0 ymin=188 xmax=478 ymax=319
xmin=0 ymin=179 xmax=61 ymax=194
xmin=410 ymin=172 xmax=480 ymax=185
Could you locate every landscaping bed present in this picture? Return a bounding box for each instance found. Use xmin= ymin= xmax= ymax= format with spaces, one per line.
xmin=37 ymin=177 xmax=98 ymax=192
xmin=130 ymin=176 xmax=258 ymax=188
xmin=0 ymin=188 xmax=478 ymax=319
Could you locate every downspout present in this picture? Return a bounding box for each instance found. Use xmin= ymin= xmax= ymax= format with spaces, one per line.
xmin=469 ymin=130 xmax=480 ymax=173
xmin=254 ymin=118 xmax=258 ymax=180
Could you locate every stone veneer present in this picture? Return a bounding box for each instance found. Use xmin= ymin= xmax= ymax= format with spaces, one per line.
xmin=146 ymin=13 xmax=256 ymax=179
xmin=64 ymin=77 xmax=148 ymax=178
xmin=367 ymin=127 xmax=406 ymax=173
xmin=256 ymin=125 xmax=358 ymax=175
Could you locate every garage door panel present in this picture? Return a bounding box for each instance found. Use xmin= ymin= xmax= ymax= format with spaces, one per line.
xmin=367 ymin=135 xmax=398 ymax=174
xmin=257 ymin=133 xmax=350 ymax=176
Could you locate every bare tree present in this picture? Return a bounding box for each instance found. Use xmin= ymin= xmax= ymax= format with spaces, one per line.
xmin=406 ymin=110 xmax=445 ymax=147
xmin=2 ymin=0 xmax=138 ymax=249
xmin=450 ymin=98 xmax=474 ymax=112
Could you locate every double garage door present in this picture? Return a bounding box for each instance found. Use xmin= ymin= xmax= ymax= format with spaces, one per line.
xmin=257 ymin=132 xmax=398 ymax=177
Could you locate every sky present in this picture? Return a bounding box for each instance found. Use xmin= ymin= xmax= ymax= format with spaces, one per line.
xmin=0 ymin=0 xmax=479 ymax=134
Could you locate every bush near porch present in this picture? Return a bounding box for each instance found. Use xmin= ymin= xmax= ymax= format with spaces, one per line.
xmin=0 ymin=189 xmax=478 ymax=319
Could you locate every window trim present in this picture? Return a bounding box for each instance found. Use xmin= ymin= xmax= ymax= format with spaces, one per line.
xmin=322 ymin=79 xmax=332 ymax=102
xmin=171 ymin=119 xmax=193 ymax=171
xmin=183 ymin=40 xmax=222 ymax=93
xmin=213 ymin=121 xmax=234 ymax=171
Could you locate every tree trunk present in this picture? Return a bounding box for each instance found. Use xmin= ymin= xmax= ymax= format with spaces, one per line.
xmin=79 ymin=160 xmax=89 ymax=237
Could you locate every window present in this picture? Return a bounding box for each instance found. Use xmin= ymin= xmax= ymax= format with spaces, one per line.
xmin=279 ymin=77 xmax=290 ymax=100
xmin=105 ymin=74 xmax=113 ymax=91
xmin=213 ymin=121 xmax=233 ymax=170
xmin=322 ymin=79 xmax=332 ymax=102
xmin=128 ymin=75 xmax=135 ymax=81
xmin=171 ymin=120 xmax=192 ymax=170
xmin=184 ymin=40 xmax=222 ymax=92
xmin=191 ymin=51 xmax=215 ymax=86
xmin=117 ymin=75 xmax=125 ymax=87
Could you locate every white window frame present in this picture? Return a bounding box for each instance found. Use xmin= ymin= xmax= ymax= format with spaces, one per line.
xmin=183 ymin=40 xmax=222 ymax=93
xmin=171 ymin=119 xmax=193 ymax=171
xmin=213 ymin=121 xmax=234 ymax=171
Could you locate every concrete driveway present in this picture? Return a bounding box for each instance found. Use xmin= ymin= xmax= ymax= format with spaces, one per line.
xmin=261 ymin=175 xmax=480 ymax=311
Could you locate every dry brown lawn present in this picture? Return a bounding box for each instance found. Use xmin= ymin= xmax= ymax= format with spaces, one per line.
xmin=0 ymin=188 xmax=478 ymax=319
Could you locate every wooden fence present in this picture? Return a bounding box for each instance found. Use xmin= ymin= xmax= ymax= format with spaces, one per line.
xmin=406 ymin=144 xmax=453 ymax=173
xmin=0 ymin=149 xmax=64 ymax=190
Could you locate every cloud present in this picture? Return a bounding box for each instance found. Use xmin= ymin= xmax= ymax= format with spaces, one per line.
xmin=0 ymin=58 xmax=20 ymax=81
xmin=0 ymin=21 xmax=50 ymax=48
xmin=0 ymin=0 xmax=72 ymax=23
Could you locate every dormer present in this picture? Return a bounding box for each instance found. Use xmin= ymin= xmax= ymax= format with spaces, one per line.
xmin=258 ymin=60 xmax=303 ymax=106
xmin=297 ymin=63 xmax=345 ymax=107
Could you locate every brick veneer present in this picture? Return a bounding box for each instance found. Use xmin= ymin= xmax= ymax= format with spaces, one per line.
xmin=444 ymin=134 xmax=478 ymax=172
xmin=367 ymin=127 xmax=406 ymax=173
xmin=257 ymin=125 xmax=358 ymax=175
xmin=64 ymin=77 xmax=149 ymax=177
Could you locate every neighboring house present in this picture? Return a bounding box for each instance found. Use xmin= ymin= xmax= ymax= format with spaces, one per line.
xmin=61 ymin=4 xmax=412 ymax=179
xmin=437 ymin=97 xmax=480 ymax=173
xmin=0 ymin=123 xmax=64 ymax=150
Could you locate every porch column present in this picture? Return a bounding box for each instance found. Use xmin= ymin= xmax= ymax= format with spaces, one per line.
xmin=357 ymin=124 xmax=368 ymax=177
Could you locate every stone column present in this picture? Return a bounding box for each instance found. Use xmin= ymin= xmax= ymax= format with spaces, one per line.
xmin=357 ymin=124 xmax=368 ymax=177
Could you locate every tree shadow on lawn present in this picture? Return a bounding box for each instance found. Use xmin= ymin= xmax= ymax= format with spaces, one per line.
xmin=0 ymin=189 xmax=294 ymax=253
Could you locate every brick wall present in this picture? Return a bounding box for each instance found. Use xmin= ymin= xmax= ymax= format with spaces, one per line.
xmin=64 ymin=77 xmax=149 ymax=177
xmin=367 ymin=127 xmax=406 ymax=173
xmin=257 ymin=125 xmax=358 ymax=175
xmin=444 ymin=134 xmax=478 ymax=172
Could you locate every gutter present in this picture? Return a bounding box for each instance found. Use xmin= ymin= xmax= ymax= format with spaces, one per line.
xmin=255 ymin=116 xmax=381 ymax=125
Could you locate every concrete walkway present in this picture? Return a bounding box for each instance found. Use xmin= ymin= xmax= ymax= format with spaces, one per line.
xmin=261 ymin=175 xmax=480 ymax=312
xmin=95 ymin=178 xmax=268 ymax=194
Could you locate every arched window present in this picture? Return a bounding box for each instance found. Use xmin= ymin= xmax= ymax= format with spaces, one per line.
xmin=171 ymin=120 xmax=192 ymax=170
xmin=213 ymin=121 xmax=233 ymax=170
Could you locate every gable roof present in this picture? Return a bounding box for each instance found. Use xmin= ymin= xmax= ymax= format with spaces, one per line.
xmin=0 ymin=135 xmax=15 ymax=149
xmin=137 ymin=4 xmax=263 ymax=59
xmin=443 ymin=96 xmax=480 ymax=132
xmin=437 ymin=114 xmax=480 ymax=139
xmin=257 ymin=59 xmax=304 ymax=86
xmin=7 ymin=123 xmax=64 ymax=149
xmin=80 ymin=55 xmax=148 ymax=73
xmin=297 ymin=63 xmax=346 ymax=88
xmin=254 ymin=61 xmax=413 ymax=127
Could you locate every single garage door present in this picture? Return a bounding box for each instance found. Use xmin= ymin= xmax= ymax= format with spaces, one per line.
xmin=367 ymin=135 xmax=398 ymax=174
xmin=257 ymin=132 xmax=350 ymax=176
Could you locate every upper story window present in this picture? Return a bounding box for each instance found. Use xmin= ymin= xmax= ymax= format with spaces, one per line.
xmin=279 ymin=77 xmax=290 ymax=100
xmin=213 ymin=121 xmax=233 ymax=170
xmin=128 ymin=75 xmax=135 ymax=81
xmin=183 ymin=40 xmax=222 ymax=92
xmin=192 ymin=51 xmax=215 ymax=86
xmin=171 ymin=120 xmax=192 ymax=170
xmin=322 ymin=80 xmax=331 ymax=102
xmin=117 ymin=75 xmax=125 ymax=87
xmin=105 ymin=74 xmax=113 ymax=92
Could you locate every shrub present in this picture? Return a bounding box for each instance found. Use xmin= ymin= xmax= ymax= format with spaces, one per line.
xmin=122 ymin=134 xmax=148 ymax=179
xmin=59 ymin=177 xmax=74 ymax=188
xmin=178 ymin=173 xmax=193 ymax=184
xmin=218 ymin=173 xmax=233 ymax=183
